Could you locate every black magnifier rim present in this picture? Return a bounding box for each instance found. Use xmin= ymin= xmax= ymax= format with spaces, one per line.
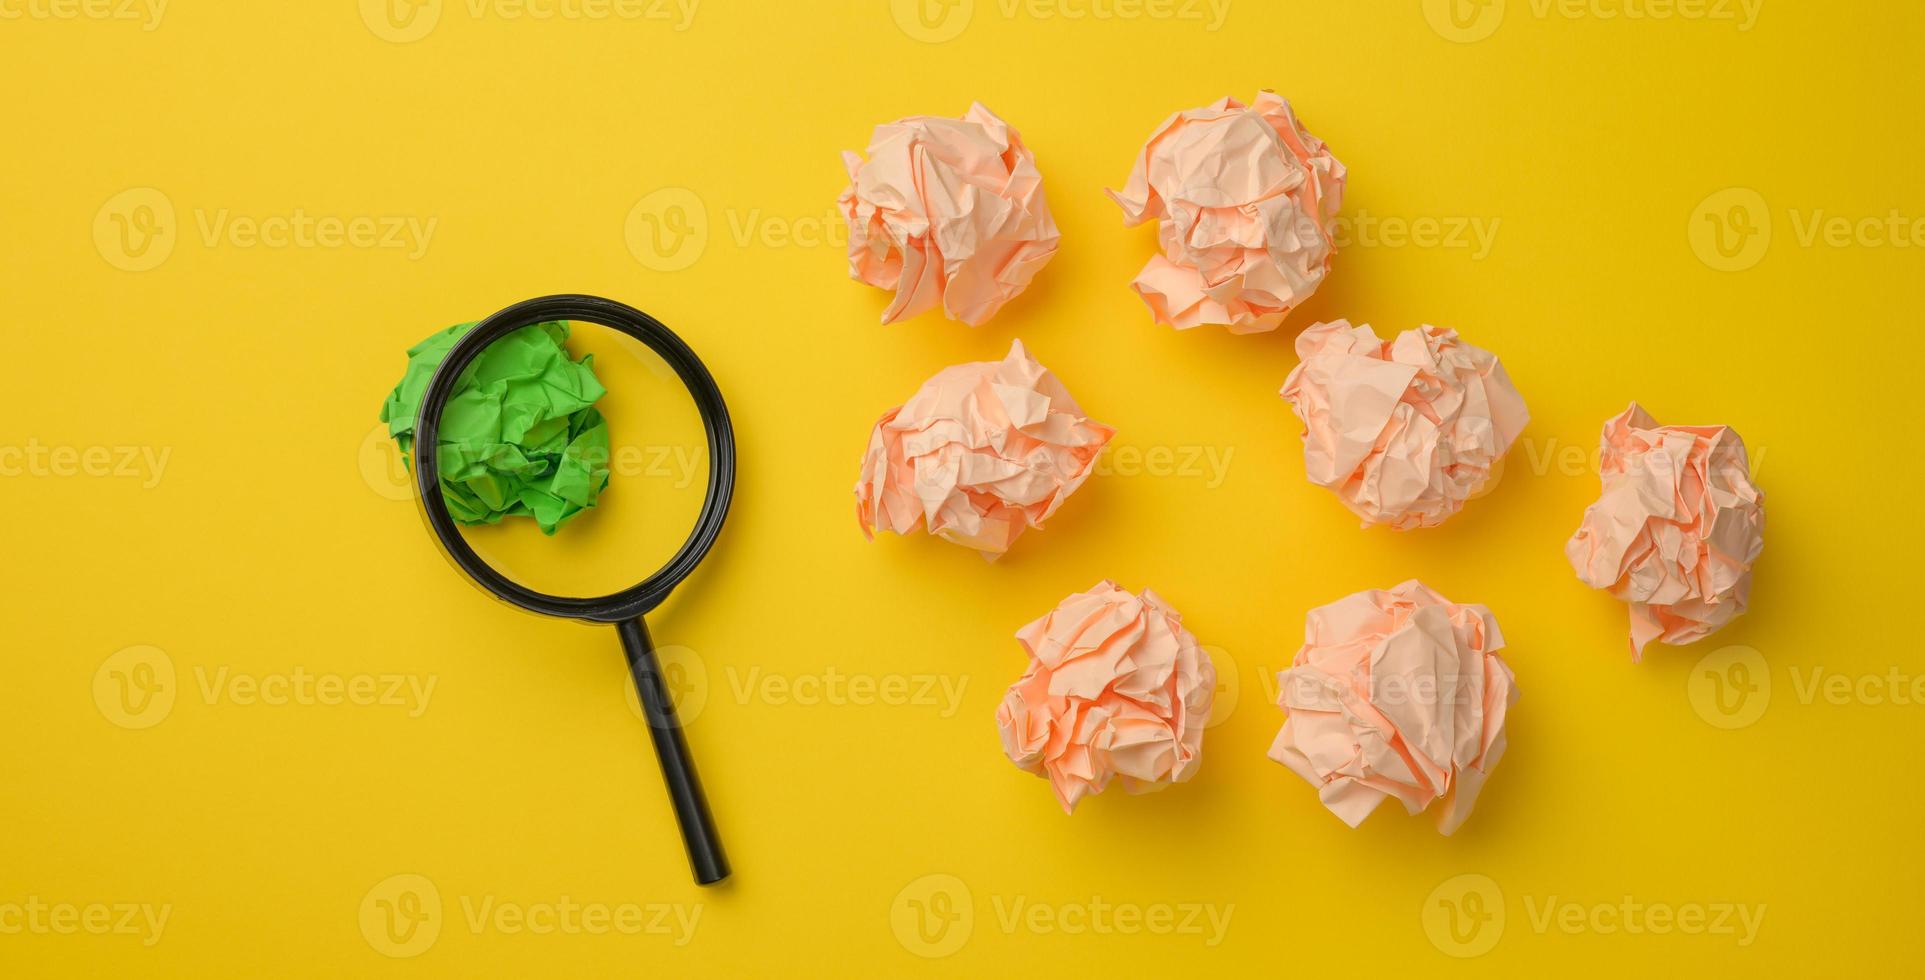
xmin=413 ymin=294 xmax=734 ymax=624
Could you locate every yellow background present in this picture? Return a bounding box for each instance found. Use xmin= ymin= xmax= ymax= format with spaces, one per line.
xmin=2 ymin=0 xmax=1919 ymax=974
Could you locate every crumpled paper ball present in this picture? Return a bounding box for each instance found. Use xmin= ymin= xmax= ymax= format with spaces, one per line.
xmin=855 ymin=340 xmax=1114 ymax=558
xmin=379 ymin=321 xmax=610 ymax=535
xmin=997 ymin=581 xmax=1217 ymax=813
xmin=1269 ymin=580 xmax=1517 ymax=835
xmin=1565 ymin=403 xmax=1766 ymax=659
xmin=1280 ymin=320 xmax=1529 ymax=529
xmin=839 ymin=102 xmax=1061 ymax=326
xmin=1108 ymin=91 xmax=1345 ymax=332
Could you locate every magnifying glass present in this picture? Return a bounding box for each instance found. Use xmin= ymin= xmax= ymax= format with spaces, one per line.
xmin=411 ymin=294 xmax=733 ymax=885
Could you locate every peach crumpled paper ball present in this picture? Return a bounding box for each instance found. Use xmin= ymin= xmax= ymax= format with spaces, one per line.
xmin=855 ymin=340 xmax=1114 ymax=558
xmin=1108 ymin=91 xmax=1345 ymax=333
xmin=997 ymin=581 xmax=1217 ymax=814
xmin=838 ymin=102 xmax=1061 ymax=326
xmin=1565 ymin=403 xmax=1766 ymax=659
xmin=1281 ymin=320 xmax=1529 ymax=530
xmin=1269 ymin=580 xmax=1517 ymax=835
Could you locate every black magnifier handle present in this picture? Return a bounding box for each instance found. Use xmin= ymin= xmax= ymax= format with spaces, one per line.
xmin=615 ymin=617 xmax=729 ymax=885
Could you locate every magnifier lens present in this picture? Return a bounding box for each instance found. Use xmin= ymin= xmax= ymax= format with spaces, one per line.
xmin=442 ymin=320 xmax=712 ymax=599
xmin=413 ymin=296 xmax=733 ymax=885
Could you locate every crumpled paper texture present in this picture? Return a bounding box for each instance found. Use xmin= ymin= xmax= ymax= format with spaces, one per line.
xmin=1565 ymin=403 xmax=1765 ymax=658
xmin=855 ymin=340 xmax=1113 ymax=558
xmin=1281 ymin=320 xmax=1529 ymax=529
xmin=1269 ymin=580 xmax=1517 ymax=835
xmin=1108 ymin=90 xmax=1345 ymax=332
xmin=997 ymin=581 xmax=1217 ymax=814
xmin=839 ymin=102 xmax=1061 ymax=326
xmin=379 ymin=321 xmax=610 ymax=535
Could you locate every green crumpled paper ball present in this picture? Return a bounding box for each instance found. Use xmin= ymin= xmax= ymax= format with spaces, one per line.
xmin=379 ymin=320 xmax=611 ymax=535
